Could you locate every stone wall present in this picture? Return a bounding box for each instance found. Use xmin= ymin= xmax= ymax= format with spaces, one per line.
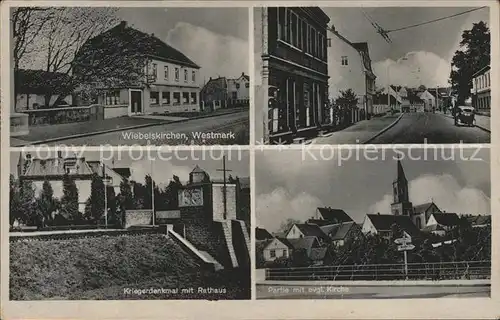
xmin=123 ymin=210 xmax=152 ymax=228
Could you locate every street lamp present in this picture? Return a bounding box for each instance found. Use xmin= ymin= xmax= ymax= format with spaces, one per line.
xmin=102 ymin=162 xmax=111 ymax=229
xmin=387 ymin=57 xmax=408 ymax=111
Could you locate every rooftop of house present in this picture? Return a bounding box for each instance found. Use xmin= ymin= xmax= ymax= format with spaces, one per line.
xmin=320 ymin=221 xmax=357 ymax=240
xmin=430 ymin=212 xmax=461 ymax=227
xmin=15 ymin=69 xmax=73 ymax=95
xmin=309 ymin=247 xmax=328 ymax=261
xmin=472 ymin=65 xmax=490 ymax=78
xmin=256 ymin=227 xmax=274 ymax=241
xmin=413 ymin=202 xmax=436 ymax=213
xmin=201 ymin=76 xmax=228 ymax=93
xmin=316 ymin=207 xmax=354 ymax=224
xmin=466 ymin=215 xmax=491 ymax=225
xmin=366 ymin=214 xmax=421 ymax=238
xmin=81 ymin=21 xmax=199 ymax=69
xmin=287 ymin=236 xmax=319 ymax=251
xmin=291 ymin=223 xmax=330 ymax=242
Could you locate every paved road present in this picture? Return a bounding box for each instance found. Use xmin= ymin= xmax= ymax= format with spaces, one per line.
xmin=256 ymin=283 xmax=490 ymax=299
xmin=369 ymin=112 xmax=490 ymax=144
xmin=44 ymin=111 xmax=249 ymax=146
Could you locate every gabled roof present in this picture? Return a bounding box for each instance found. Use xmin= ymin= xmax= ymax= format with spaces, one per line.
xmin=112 ymin=168 xmax=132 ymax=179
xmin=316 ymin=207 xmax=353 ymax=223
xmin=413 ymin=202 xmax=437 ymax=214
xmin=23 ymin=157 xmax=94 ymax=177
xmin=320 ymin=221 xmax=357 ymax=240
xmin=191 ymin=165 xmax=205 ymax=174
xmin=81 ymin=21 xmax=199 ymax=69
xmin=466 ymin=215 xmax=491 ymax=226
xmin=201 ymin=77 xmax=228 ymax=93
xmin=309 ymin=247 xmax=328 ymax=261
xmin=256 ymin=227 xmax=273 ymax=241
xmin=366 ymin=214 xmax=421 ymax=238
xmin=291 ymin=223 xmax=330 ymax=242
xmin=431 ymin=213 xmax=461 ymax=227
xmin=287 ymin=236 xmax=319 ymax=251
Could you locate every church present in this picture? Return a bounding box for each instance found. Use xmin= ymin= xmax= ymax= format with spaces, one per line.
xmin=361 ymin=159 xmax=461 ymax=239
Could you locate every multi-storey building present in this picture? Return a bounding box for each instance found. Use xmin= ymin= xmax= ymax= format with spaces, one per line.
xmin=471 ymin=65 xmax=491 ymax=113
xmin=257 ymin=7 xmax=330 ymax=143
xmin=74 ymin=21 xmax=201 ymax=118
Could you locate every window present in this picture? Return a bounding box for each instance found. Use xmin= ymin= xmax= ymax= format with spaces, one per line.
xmin=164 ymin=66 xmax=169 ymax=80
xmin=105 ymin=90 xmax=120 ymax=105
xmin=184 ymin=69 xmax=188 ymax=82
xmin=151 ymin=63 xmax=157 ymax=80
xmin=245 ymin=83 xmax=249 ymax=88
xmin=162 ymin=91 xmax=170 ymax=105
xmin=316 ymin=31 xmax=320 ymax=57
xmin=341 ymin=56 xmax=348 ymax=66
xmin=150 ymin=91 xmax=159 ymax=105
xmin=192 ymin=70 xmax=196 ymax=83
xmin=283 ymin=249 xmax=288 ymax=257
xmin=291 ymin=12 xmax=298 ymax=47
xmin=232 ymin=91 xmax=237 ymax=99
xmin=302 ymin=20 xmax=308 ymax=52
xmin=182 ymin=92 xmax=189 ymax=104
xmin=285 ymin=8 xmax=291 ymax=42
xmin=318 ymin=33 xmax=324 ymax=59
xmin=173 ymin=92 xmax=181 ymax=105
xmin=175 ymin=68 xmax=180 ymax=82
xmin=190 ymin=92 xmax=197 ymax=104
xmin=270 ymin=249 xmax=276 ymax=258
xmin=236 ymin=83 xmax=240 ymax=89
xmin=310 ymin=26 xmax=316 ymax=56
xmin=298 ymin=18 xmax=303 ymax=49
xmin=278 ymin=7 xmax=286 ymax=41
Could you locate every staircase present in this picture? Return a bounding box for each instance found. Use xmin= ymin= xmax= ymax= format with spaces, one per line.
xmin=167 ymin=230 xmax=224 ymax=271
xmin=220 ymin=221 xmax=239 ymax=268
xmin=233 ymin=220 xmax=250 ymax=255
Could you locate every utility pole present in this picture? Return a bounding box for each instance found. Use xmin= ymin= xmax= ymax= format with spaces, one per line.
xmin=102 ymin=162 xmax=108 ymax=229
xmin=151 ymin=159 xmax=155 ymax=226
xmin=217 ymin=155 xmax=232 ymax=220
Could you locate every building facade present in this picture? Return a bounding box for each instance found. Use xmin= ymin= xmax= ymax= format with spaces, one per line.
xmin=327 ymin=31 xmax=376 ymax=117
xmin=227 ymin=72 xmax=250 ymax=105
xmin=74 ymin=21 xmax=201 ymax=119
xmin=258 ymin=7 xmax=330 ymax=143
xmin=471 ymin=65 xmax=491 ymax=113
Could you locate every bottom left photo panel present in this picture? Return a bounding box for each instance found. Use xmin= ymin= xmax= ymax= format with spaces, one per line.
xmin=8 ymin=148 xmax=251 ymax=300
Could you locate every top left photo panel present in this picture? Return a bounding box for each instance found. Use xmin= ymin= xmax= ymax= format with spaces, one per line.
xmin=9 ymin=6 xmax=250 ymax=147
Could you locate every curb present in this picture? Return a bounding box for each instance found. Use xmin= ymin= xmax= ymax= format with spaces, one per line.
xmin=438 ymin=113 xmax=491 ymax=133
xmin=11 ymin=109 xmax=248 ymax=146
xmin=362 ymin=113 xmax=404 ymax=144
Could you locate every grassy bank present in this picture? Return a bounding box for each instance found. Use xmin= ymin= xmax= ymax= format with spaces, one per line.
xmin=10 ymin=234 xmax=250 ymax=300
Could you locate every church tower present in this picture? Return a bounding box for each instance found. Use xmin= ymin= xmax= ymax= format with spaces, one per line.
xmin=391 ymin=160 xmax=413 ymax=217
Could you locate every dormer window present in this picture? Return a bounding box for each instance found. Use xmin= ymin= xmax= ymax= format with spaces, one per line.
xmin=64 ymin=159 xmax=77 ymax=174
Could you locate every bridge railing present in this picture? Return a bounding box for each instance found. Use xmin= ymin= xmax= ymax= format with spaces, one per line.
xmin=265 ymin=261 xmax=491 ymax=281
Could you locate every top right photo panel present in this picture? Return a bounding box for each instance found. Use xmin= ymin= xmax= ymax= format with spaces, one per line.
xmin=254 ymin=6 xmax=491 ymax=145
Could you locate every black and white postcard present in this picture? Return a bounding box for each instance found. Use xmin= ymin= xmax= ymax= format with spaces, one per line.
xmin=255 ymin=147 xmax=491 ymax=299
xmin=10 ymin=7 xmax=249 ymax=147
xmin=9 ymin=149 xmax=250 ymax=300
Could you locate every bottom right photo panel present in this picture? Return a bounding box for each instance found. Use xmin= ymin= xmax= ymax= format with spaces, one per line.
xmin=254 ymin=146 xmax=491 ymax=299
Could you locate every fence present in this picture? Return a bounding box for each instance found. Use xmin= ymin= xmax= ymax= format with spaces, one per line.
xmin=265 ymin=261 xmax=491 ymax=281
xmin=22 ymin=104 xmax=104 ymax=126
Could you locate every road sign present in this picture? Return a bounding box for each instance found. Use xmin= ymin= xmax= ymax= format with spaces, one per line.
xmin=397 ymin=244 xmax=415 ymax=251
xmin=394 ymin=237 xmax=412 ymax=245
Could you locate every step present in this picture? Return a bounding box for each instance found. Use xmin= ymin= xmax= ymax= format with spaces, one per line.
xmin=221 ymin=221 xmax=239 ymax=268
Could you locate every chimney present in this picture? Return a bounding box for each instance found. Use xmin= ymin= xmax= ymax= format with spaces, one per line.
xmin=242 ymin=72 xmax=245 ymax=76
xmin=58 ymin=151 xmax=62 ymax=158
xmin=377 ymin=212 xmax=380 ymax=215
xmin=120 ymin=21 xmax=127 ymax=29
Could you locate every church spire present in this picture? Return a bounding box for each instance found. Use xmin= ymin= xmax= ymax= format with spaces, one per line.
xmin=396 ymin=159 xmax=407 ymax=183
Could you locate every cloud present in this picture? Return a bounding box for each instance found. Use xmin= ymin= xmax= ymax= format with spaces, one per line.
xmin=370 ymin=174 xmax=490 ymax=216
xmin=166 ymin=22 xmax=248 ymax=82
xmin=372 ymin=51 xmax=451 ymax=88
xmin=256 ymin=188 xmax=324 ymax=232
xmin=130 ymin=160 xmax=192 ymax=187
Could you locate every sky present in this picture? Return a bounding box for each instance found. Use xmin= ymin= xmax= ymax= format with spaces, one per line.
xmin=322 ymin=6 xmax=490 ymax=88
xmin=10 ymin=149 xmax=249 ymax=187
xmin=255 ymin=147 xmax=491 ymax=232
xmin=254 ymin=6 xmax=489 ymax=88
xmin=20 ymin=7 xmax=249 ymax=84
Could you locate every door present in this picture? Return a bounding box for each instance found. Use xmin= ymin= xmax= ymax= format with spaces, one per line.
xmin=130 ymin=90 xmax=142 ymax=114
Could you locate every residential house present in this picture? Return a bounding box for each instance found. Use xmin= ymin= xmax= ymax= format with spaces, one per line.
xmin=308 ymin=207 xmax=354 ymax=224
xmin=260 ymin=237 xmax=292 ymax=261
xmin=227 ymin=72 xmax=250 ymax=106
xmin=361 ymin=213 xmax=421 ymax=240
xmin=256 ymin=227 xmax=274 ymax=241
xmin=200 ymin=76 xmax=228 ymax=111
xmin=319 ymin=221 xmax=363 ymax=246
xmin=423 ymin=212 xmax=461 ymax=236
xmin=73 ymin=21 xmax=201 ymax=119
xmin=287 ymin=236 xmax=322 ymax=259
xmin=257 ymin=7 xmax=330 ymax=143
xmin=327 ymin=29 xmax=376 ymax=119
xmin=412 ymin=201 xmax=442 ymax=230
xmin=416 ymin=89 xmax=435 ymax=111
xmin=471 ymin=65 xmax=491 ymax=113
xmin=466 ymin=215 xmax=491 ymax=228
xmin=15 ymin=69 xmax=73 ymax=110
xmin=17 ymin=152 xmax=131 ymax=214
xmin=427 ymin=87 xmax=452 ymax=111
xmin=285 ymin=223 xmax=330 ymax=244
xmin=373 ymin=87 xmax=401 ymax=113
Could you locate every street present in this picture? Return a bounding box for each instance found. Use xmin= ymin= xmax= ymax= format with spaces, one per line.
xmin=313 ymin=112 xmax=490 ymax=145
xmin=41 ymin=111 xmax=249 ymax=146
xmin=256 ymin=283 xmax=490 ymax=299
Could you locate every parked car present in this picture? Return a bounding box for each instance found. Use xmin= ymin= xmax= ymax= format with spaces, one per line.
xmin=454 ymin=106 xmax=475 ymax=127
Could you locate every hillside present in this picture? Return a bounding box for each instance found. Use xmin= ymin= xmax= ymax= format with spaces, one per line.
xmin=10 ymin=233 xmax=248 ymax=300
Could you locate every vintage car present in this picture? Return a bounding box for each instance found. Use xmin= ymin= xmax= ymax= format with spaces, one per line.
xmin=454 ymin=106 xmax=475 ymax=126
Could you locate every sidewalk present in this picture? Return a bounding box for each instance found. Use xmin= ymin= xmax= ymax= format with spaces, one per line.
xmin=11 ymin=116 xmax=167 ymax=146
xmin=312 ymin=113 xmax=402 ymax=144
xmin=437 ymin=111 xmax=490 ymax=132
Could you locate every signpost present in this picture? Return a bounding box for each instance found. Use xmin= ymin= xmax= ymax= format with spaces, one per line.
xmin=395 ymin=235 xmax=415 ymax=279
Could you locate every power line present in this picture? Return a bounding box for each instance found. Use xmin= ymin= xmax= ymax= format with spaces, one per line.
xmin=360 ymin=8 xmax=392 ymax=43
xmin=387 ymin=7 xmax=488 ymax=33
